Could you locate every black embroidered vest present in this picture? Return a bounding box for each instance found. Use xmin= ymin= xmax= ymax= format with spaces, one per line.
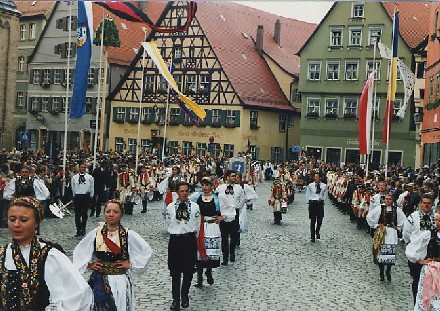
xmin=15 ymin=177 xmax=35 ymax=197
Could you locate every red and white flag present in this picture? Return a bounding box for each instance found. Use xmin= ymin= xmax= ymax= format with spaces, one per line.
xmin=359 ymin=71 xmax=375 ymax=155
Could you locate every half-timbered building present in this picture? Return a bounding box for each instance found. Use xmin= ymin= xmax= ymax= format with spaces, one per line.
xmin=108 ymin=2 xmax=316 ymax=161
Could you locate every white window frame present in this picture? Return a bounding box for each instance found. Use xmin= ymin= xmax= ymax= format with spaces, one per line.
xmin=279 ymin=114 xmax=287 ymax=132
xmin=349 ymin=28 xmax=362 ymax=46
xmin=186 ymin=75 xmax=197 ymax=93
xmin=87 ymin=68 xmax=95 ymax=85
xmin=344 ymin=98 xmax=358 ymax=116
xmin=369 ymin=27 xmax=382 ymax=45
xmin=85 ymin=97 xmax=93 ymax=114
xmin=325 ymin=98 xmax=339 ymax=115
xmin=250 ymin=110 xmax=258 ymax=127
xmin=212 ymin=109 xmax=220 ymax=123
xmin=345 ymin=60 xmax=359 ymax=80
xmin=41 ymin=97 xmax=49 ymax=112
xmin=116 ymin=107 xmax=125 ymax=119
xmin=352 ymin=3 xmax=364 ymax=18
xmin=307 ymin=98 xmax=320 ymax=115
xmin=53 ymin=69 xmax=62 ymax=84
xmin=170 ymin=108 xmax=180 ymax=123
xmin=196 ymin=142 xmax=207 ymax=156
xmin=308 ymin=61 xmax=321 ymax=81
xmin=210 ymin=143 xmax=220 ymax=157
xmin=115 ymin=138 xmax=124 ymax=152
xmin=29 ymin=23 xmax=36 ymax=40
xmin=387 ymin=60 xmax=402 ymax=81
xmin=273 ymin=147 xmax=282 ymax=162
xmin=158 ymin=76 xmax=167 ymax=92
xmin=168 ymin=141 xmax=179 ymax=155
xmin=326 ymin=61 xmax=340 ymax=80
xmin=18 ymin=56 xmax=25 ymax=72
xmin=31 ymin=97 xmax=39 ymax=111
xmin=373 ymin=98 xmax=380 ymax=120
xmin=366 ymin=60 xmax=381 ymax=80
xmin=330 ymin=28 xmax=343 ymax=47
xmin=129 ymin=107 xmax=139 ymax=120
xmin=200 ymin=75 xmax=210 ymax=93
xmin=174 ymin=46 xmax=182 ymax=59
xmin=52 ymin=97 xmax=60 ymax=112
xmin=20 ymin=24 xmax=26 ymax=40
xmin=393 ymin=98 xmax=402 ymax=116
xmin=42 ymin=69 xmax=51 ymax=85
xmin=223 ymin=144 xmax=234 ymax=158
xmin=32 ymin=69 xmax=40 ymax=84
xmin=17 ymin=91 xmax=24 ymax=108
xmin=141 ymin=139 xmax=152 ymax=153
xmin=128 ymin=138 xmax=137 ymax=153
xmin=182 ymin=141 xmax=192 ymax=156
xmin=226 ymin=110 xmax=235 ymax=126
xmin=142 ymin=107 xmax=154 ymax=120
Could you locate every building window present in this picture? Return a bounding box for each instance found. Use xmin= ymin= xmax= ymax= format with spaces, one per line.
xmin=196 ymin=142 xmax=206 ymax=156
xmin=182 ymin=141 xmax=192 ymax=156
xmin=352 ymin=3 xmax=364 ymax=18
xmin=20 ymin=24 xmax=26 ymax=40
xmin=174 ymin=75 xmax=182 ymax=90
xmin=129 ymin=107 xmax=139 ymax=121
xmin=209 ymin=143 xmax=220 ymax=157
xmin=249 ymin=145 xmax=257 ymax=160
xmin=223 ymin=144 xmax=234 ymax=158
xmin=87 ymin=68 xmax=95 ymax=85
xmin=212 ymin=109 xmax=220 ymax=124
xmin=115 ymin=138 xmax=124 ymax=152
xmin=157 ymin=108 xmax=166 ymax=125
xmin=185 ymin=75 xmax=197 ymax=94
xmin=18 ymin=57 xmax=25 ymax=72
xmin=85 ymin=97 xmax=93 ymax=114
xmin=64 ymin=69 xmax=74 ymax=85
xmin=226 ymin=110 xmax=235 ymax=127
xmin=307 ymin=98 xmax=320 ymax=116
xmin=387 ymin=60 xmax=402 ymax=81
xmin=330 ymin=28 xmax=342 ymax=47
xmin=174 ymin=46 xmax=182 ymax=59
xmin=308 ymin=61 xmax=321 ymax=80
xmin=250 ymin=110 xmax=258 ymax=129
xmin=345 ymin=60 xmax=359 ymax=80
xmin=200 ymin=75 xmax=210 ymax=94
xmin=144 ymin=75 xmax=155 ymax=93
xmin=116 ymin=107 xmax=125 ymax=119
xmin=288 ymin=116 xmax=294 ymax=129
xmin=158 ymin=76 xmax=167 ymax=93
xmin=369 ymin=27 xmax=382 ymax=45
xmin=326 ymin=61 xmax=339 ymax=80
xmin=168 ymin=141 xmax=179 ymax=155
xmin=32 ymin=69 xmax=40 ymax=84
xmin=189 ymin=46 xmax=195 ymax=58
xmin=325 ymin=98 xmax=339 ymax=116
xmin=430 ymin=77 xmax=434 ymax=102
xmin=41 ymin=97 xmax=49 ymax=112
xmin=373 ymin=98 xmax=380 ymax=120
xmin=393 ymin=99 xmax=402 ymax=116
xmin=16 ymin=92 xmax=25 ymax=108
xmin=366 ymin=60 xmax=381 ymax=80
xmin=142 ymin=107 xmax=155 ymax=121
xmin=31 ymin=97 xmax=39 ymax=111
xmin=292 ymin=89 xmax=301 ymax=103
xmin=344 ymin=98 xmax=358 ymax=117
xmin=53 ymin=69 xmax=62 ymax=84
xmin=349 ymin=28 xmax=362 ymax=46
xmin=416 ymin=61 xmax=426 ymax=79
xmin=279 ymin=114 xmax=286 ymax=132
xmin=141 ymin=139 xmax=152 ymax=153
xmin=170 ymin=108 xmax=180 ymax=124
xmin=273 ymin=147 xmax=282 ymax=162
xmin=29 ymin=23 xmax=36 ymax=40
xmin=62 ymin=97 xmax=71 ymax=113
xmin=52 ymin=97 xmax=60 ymax=112
xmin=42 ymin=69 xmax=51 ymax=85
xmin=128 ymin=138 xmax=137 ymax=153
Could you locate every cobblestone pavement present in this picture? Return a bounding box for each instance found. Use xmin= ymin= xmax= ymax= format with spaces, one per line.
xmin=1 ymin=181 xmax=414 ymax=310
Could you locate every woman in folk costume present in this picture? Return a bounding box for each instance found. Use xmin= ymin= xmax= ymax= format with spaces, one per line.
xmin=190 ymin=177 xmax=223 ymax=288
xmin=406 ymin=213 xmax=440 ymax=311
xmin=236 ymin=173 xmax=257 ymax=232
xmin=268 ymin=178 xmax=286 ymax=225
xmin=73 ymin=199 xmax=153 ymax=311
xmin=1 ymin=197 xmax=92 ymax=310
xmin=367 ymin=193 xmax=405 ymax=282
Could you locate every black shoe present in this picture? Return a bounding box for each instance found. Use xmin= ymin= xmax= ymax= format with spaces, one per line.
xmin=181 ymin=295 xmax=189 ymax=308
xmin=386 ymin=271 xmax=391 ymax=281
xmin=221 ymin=261 xmax=228 ymax=266
xmin=311 ymin=238 xmax=315 ymax=243
xmin=316 ymin=233 xmax=321 ymax=240
xmin=74 ymin=232 xmax=81 ymax=237
xmin=170 ymin=300 xmax=180 ymax=310
xmin=194 ymin=282 xmax=203 ymax=288
xmin=141 ymin=209 xmax=147 ymax=213
xmin=380 ymin=274 xmax=385 ymax=282
xmin=206 ymin=271 xmax=214 ymax=285
xmin=230 ymin=254 xmax=235 ymax=262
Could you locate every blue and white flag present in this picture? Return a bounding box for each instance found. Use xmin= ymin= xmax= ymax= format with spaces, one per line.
xmin=70 ymin=0 xmax=93 ymax=119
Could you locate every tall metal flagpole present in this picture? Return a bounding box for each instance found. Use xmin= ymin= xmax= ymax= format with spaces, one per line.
xmin=62 ymin=2 xmax=73 ymax=196
xmin=161 ymin=55 xmax=173 ymax=161
xmin=135 ymin=47 xmax=147 ymax=175
xmin=367 ymin=42 xmax=378 ymax=177
xmin=93 ymin=10 xmax=105 ymax=169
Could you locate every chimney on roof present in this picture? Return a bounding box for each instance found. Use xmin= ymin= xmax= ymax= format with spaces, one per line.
xmin=274 ymin=19 xmax=281 ymax=46
xmin=256 ymin=25 xmax=264 ymax=55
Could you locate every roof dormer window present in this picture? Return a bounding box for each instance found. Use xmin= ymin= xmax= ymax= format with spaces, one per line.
xmin=352 ymin=3 xmax=364 ymax=19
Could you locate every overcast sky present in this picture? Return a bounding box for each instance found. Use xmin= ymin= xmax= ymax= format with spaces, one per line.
xmin=235 ymin=1 xmax=334 ymax=24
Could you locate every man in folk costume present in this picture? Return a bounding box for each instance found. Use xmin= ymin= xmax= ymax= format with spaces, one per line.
xmin=406 ymin=212 xmax=440 ymax=310
xmin=138 ymin=165 xmax=155 ymax=213
xmin=403 ymin=194 xmax=436 ymax=303
xmin=269 ymin=178 xmax=286 ymax=225
xmin=117 ymin=165 xmax=133 ymax=199
xmin=367 ymin=193 xmax=405 ymax=282
xmin=71 ymin=162 xmax=94 ymax=237
xmin=369 ymin=180 xmax=389 ymax=237
xmin=166 ymin=182 xmax=200 ymax=310
xmin=305 ymin=173 xmax=328 ymax=243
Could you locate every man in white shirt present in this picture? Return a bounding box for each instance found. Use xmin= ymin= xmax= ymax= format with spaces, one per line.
xmin=305 ymin=173 xmax=328 ymax=242
xmin=71 ymin=162 xmax=94 ymax=237
xmin=216 ymin=170 xmax=244 ymax=265
xmin=3 ymin=165 xmax=50 ymax=202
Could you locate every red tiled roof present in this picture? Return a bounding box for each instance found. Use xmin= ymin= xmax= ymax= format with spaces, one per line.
xmin=14 ymin=1 xmax=55 ymax=18
xmin=196 ymin=2 xmax=316 ymax=110
xmin=382 ymin=2 xmax=430 ymax=49
xmin=92 ymin=2 xmax=167 ymax=66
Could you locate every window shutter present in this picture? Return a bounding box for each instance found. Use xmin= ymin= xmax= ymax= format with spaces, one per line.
xmin=60 ymin=43 xmax=66 ymax=58
xmin=91 ymin=98 xmax=97 ymax=115
xmin=205 ymin=109 xmax=212 ymax=125
xmin=39 ymin=69 xmax=44 ymax=86
xmin=60 ymin=69 xmax=66 ymax=86
xmin=255 ymin=147 xmax=260 ymax=160
xmin=125 ymin=108 xmax=131 ymax=122
xmin=270 ymin=147 xmax=275 ymax=162
xmin=71 ymin=16 xmax=78 ymax=30
xmin=93 ymin=68 xmax=99 ymax=85
xmin=54 ymin=45 xmax=59 ymax=54
xmin=50 ymin=69 xmax=54 ymax=84
xmin=28 ymin=97 xmax=33 ymax=112
xmin=71 ymin=44 xmax=77 ymax=58
xmin=29 ymin=69 xmax=34 ymax=83
xmin=219 ymin=110 xmax=226 ymax=126
xmin=48 ymin=97 xmax=53 ymax=111
xmin=280 ymin=148 xmax=285 ymax=161
xmin=62 ymin=17 xmax=68 ymax=31
xmin=112 ymin=107 xmax=118 ymax=122
xmin=179 ymin=110 xmax=185 ymax=123
xmin=234 ymin=110 xmax=240 ymax=127
xmin=70 ymin=69 xmax=75 ymax=84
xmin=37 ymin=97 xmax=42 ymax=111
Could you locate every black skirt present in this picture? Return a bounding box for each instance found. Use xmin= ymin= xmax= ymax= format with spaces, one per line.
xmin=168 ymin=233 xmax=197 ymax=276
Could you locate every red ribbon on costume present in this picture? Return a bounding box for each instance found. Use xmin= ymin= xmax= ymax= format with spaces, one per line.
xmin=197 ymin=218 xmax=207 ymax=260
xmin=165 ymin=191 xmax=174 ymax=206
xmin=102 ymin=235 xmax=121 ymax=255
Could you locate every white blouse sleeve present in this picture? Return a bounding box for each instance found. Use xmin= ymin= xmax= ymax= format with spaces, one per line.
xmin=396 ymin=207 xmax=406 ymax=232
xmin=72 ymin=228 xmax=98 ymax=274
xmin=45 ymin=248 xmax=93 ymax=311
xmin=366 ymin=205 xmax=381 ymax=228
xmin=128 ymin=230 xmax=153 ymax=278
xmin=405 ymin=230 xmax=431 ymax=263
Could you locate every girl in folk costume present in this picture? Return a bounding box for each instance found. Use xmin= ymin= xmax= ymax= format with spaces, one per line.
xmin=236 ymin=173 xmax=257 ymax=232
xmin=367 ymin=193 xmax=405 ymax=282
xmin=73 ymin=199 xmax=153 ymax=311
xmin=190 ymin=177 xmax=223 ymax=288
xmin=269 ymin=179 xmax=287 ymax=225
xmin=1 ymin=197 xmax=93 ymax=310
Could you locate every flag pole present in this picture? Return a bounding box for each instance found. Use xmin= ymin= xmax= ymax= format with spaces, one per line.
xmin=93 ymin=10 xmax=105 ymax=170
xmin=135 ymin=47 xmax=147 ymax=175
xmin=161 ymin=54 xmax=173 ymax=161
xmin=62 ymin=2 xmax=73 ymax=196
xmin=367 ymin=42 xmax=379 ymax=177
